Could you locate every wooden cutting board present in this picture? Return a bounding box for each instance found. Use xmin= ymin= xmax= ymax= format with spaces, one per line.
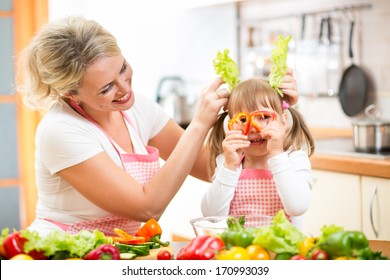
xmin=134 ymin=245 xmax=174 ymax=260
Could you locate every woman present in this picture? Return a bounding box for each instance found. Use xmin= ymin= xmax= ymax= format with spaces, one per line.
xmin=18 ymin=16 xmax=298 ymax=236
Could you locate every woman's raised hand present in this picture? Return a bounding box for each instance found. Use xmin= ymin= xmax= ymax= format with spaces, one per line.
xmin=191 ymin=78 xmax=229 ymax=129
xmin=279 ymin=67 xmax=298 ymax=106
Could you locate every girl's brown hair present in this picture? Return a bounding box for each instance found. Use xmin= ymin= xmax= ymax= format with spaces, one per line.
xmin=206 ymin=77 xmax=314 ymax=178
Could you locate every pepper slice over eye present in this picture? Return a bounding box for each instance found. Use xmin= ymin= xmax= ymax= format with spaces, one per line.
xmin=250 ymin=111 xmax=277 ymax=132
xmin=228 ymin=112 xmax=251 ymax=135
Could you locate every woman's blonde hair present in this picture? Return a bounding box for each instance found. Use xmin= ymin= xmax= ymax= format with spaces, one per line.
xmin=206 ymin=77 xmax=314 ymax=177
xmin=17 ymin=16 xmax=121 ymax=111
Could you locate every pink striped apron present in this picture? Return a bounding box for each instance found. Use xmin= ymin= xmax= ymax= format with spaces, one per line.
xmin=228 ymin=168 xmax=285 ymax=227
xmin=45 ymin=100 xmax=160 ymax=236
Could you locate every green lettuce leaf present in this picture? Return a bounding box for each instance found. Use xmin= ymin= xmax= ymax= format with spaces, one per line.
xmin=21 ymin=229 xmax=112 ymax=258
xmin=268 ymin=35 xmax=292 ymax=97
xmin=252 ymin=210 xmax=306 ymax=254
xmin=0 ymin=228 xmax=10 ymax=246
xmin=213 ymin=49 xmax=240 ymax=92
xmin=316 ymin=224 xmax=344 ymax=245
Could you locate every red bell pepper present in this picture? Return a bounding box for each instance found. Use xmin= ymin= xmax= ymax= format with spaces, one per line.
xmin=135 ymin=218 xmax=170 ymax=247
xmin=250 ymin=111 xmax=277 ymax=132
xmin=84 ymin=244 xmax=120 ymax=260
xmin=176 ymin=235 xmax=225 ymax=260
xmin=2 ymin=231 xmax=47 ymax=260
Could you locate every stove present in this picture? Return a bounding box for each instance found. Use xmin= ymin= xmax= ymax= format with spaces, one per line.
xmin=314 ymin=138 xmax=390 ymax=160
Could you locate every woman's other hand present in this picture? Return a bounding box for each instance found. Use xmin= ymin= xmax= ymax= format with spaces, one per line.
xmin=191 ymin=78 xmax=229 ymax=129
xmin=279 ymin=67 xmax=298 ymax=106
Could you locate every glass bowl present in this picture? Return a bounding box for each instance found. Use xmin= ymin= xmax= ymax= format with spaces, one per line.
xmin=190 ymin=215 xmax=273 ymax=237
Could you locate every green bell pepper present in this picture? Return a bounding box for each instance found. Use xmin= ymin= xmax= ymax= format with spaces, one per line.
xmin=220 ymin=216 xmax=256 ymax=249
xmin=319 ymin=230 xmax=368 ymax=259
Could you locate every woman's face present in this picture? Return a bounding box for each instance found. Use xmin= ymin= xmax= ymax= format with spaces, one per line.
xmin=74 ymin=54 xmax=135 ymax=113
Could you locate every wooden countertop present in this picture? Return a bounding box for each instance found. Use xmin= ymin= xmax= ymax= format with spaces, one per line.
xmin=309 ymin=128 xmax=390 ymax=179
xmin=369 ymin=240 xmax=390 ymax=258
xmin=310 ymin=153 xmax=390 ymax=179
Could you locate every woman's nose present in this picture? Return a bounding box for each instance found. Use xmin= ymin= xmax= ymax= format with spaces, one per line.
xmin=117 ymin=77 xmax=131 ymax=93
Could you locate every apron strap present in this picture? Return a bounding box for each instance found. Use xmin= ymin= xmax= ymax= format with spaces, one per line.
xmin=69 ymin=99 xmax=127 ymax=160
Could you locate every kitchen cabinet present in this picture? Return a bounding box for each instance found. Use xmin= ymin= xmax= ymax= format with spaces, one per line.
xmin=361 ymin=176 xmax=390 ymax=240
xmin=302 ymin=170 xmax=390 ymax=241
xmin=301 ymin=170 xmax=362 ymax=236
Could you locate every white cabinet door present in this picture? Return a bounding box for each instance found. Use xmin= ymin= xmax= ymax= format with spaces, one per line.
xmin=302 ymin=170 xmax=361 ymax=236
xmin=362 ymin=176 xmax=390 ymax=241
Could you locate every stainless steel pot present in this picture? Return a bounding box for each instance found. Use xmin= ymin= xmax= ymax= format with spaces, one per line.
xmin=352 ymin=105 xmax=390 ymax=154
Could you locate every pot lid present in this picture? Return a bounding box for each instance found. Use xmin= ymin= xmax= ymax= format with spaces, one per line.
xmin=353 ymin=119 xmax=390 ymax=126
xmin=353 ymin=104 xmax=390 ymax=125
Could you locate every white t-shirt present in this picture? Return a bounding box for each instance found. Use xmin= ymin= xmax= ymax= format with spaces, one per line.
xmin=28 ymin=94 xmax=169 ymax=235
xmin=201 ymin=151 xmax=313 ymax=229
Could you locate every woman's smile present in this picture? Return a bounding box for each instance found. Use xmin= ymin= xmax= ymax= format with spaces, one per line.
xmin=113 ymin=92 xmax=131 ymax=104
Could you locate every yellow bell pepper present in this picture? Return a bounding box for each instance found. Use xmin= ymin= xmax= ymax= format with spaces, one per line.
xmin=216 ymin=246 xmax=250 ymax=260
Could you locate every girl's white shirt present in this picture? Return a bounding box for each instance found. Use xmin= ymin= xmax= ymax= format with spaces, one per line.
xmin=201 ymin=150 xmax=313 ymax=229
xmin=28 ymin=94 xmax=169 ymax=235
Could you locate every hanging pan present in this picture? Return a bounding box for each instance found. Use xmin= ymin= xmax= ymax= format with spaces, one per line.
xmin=338 ymin=19 xmax=369 ymax=117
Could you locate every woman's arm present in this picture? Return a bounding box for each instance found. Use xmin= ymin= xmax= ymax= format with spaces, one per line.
xmin=148 ymin=119 xmax=211 ymax=182
xmin=58 ymin=78 xmax=228 ymax=222
xmin=268 ymin=150 xmax=313 ymax=217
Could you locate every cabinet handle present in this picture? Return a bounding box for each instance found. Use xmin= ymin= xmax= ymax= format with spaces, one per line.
xmin=369 ymin=186 xmax=379 ymax=238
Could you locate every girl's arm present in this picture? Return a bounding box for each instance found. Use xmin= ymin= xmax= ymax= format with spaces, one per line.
xmin=268 ymin=150 xmax=313 ymax=217
xmin=201 ymin=155 xmax=240 ymax=216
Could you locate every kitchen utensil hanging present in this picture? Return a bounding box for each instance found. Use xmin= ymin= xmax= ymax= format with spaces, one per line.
xmin=338 ymin=15 xmax=369 ymax=117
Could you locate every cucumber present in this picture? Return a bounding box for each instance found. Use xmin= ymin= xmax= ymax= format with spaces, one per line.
xmin=115 ymin=243 xmax=150 ymax=256
xmin=120 ymin=252 xmax=137 ymax=260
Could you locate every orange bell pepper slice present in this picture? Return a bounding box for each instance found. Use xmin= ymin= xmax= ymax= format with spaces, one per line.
xmin=228 ymin=112 xmax=251 ymax=135
xmin=112 ymin=236 xmax=146 ymax=244
xmin=113 ymin=228 xmax=146 ymax=244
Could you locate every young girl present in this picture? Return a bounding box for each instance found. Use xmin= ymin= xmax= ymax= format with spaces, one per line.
xmin=201 ymin=77 xmax=315 ymax=228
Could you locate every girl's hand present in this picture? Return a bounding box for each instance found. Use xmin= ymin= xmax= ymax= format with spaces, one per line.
xmin=279 ymin=67 xmax=298 ymax=106
xmin=222 ymin=130 xmax=250 ymax=170
xmin=191 ymin=78 xmax=229 ymax=130
xmin=261 ymin=119 xmax=285 ymax=157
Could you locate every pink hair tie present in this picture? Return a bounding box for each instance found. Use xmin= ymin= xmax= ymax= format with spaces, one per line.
xmin=282 ymin=100 xmax=290 ymax=110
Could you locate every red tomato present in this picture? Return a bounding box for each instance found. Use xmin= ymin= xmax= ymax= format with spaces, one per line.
xmin=157 ymin=250 xmax=171 ymax=260
xmin=311 ymin=249 xmax=330 ymax=260
xmin=290 ymin=255 xmax=307 ymax=260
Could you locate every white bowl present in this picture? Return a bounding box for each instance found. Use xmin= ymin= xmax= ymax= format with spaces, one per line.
xmin=190 ymin=215 xmax=273 ymax=237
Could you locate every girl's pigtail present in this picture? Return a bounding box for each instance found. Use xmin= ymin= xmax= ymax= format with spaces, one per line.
xmin=206 ymin=111 xmax=229 ymax=179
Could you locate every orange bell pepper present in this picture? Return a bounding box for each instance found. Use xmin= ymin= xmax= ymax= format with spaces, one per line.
xmin=135 ymin=218 xmax=170 ymax=247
